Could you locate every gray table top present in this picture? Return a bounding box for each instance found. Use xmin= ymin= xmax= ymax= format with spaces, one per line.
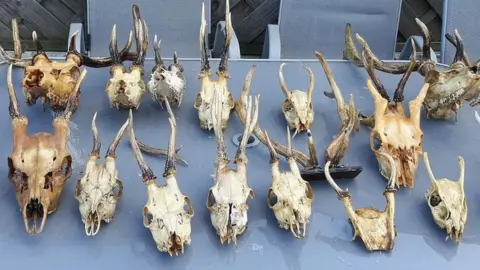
xmin=0 ymin=59 xmax=477 ymax=270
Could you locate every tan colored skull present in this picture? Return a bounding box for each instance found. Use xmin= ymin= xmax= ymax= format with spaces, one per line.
xmin=128 ymin=100 xmax=194 ymax=256
xmin=147 ymin=35 xmax=186 ymax=108
xmin=423 ymin=152 xmax=467 ymax=243
xmin=75 ymin=112 xmax=128 ymax=236
xmin=264 ymin=129 xmax=314 ymax=238
xmin=207 ymin=88 xmax=259 ymax=244
xmin=106 ymin=5 xmax=148 ymax=110
xmin=194 ymin=1 xmax=235 ymax=130
xmin=325 ymin=151 xmax=397 ymax=252
xmin=278 ymin=63 xmax=315 ymax=137
xmin=6 ymin=64 xmax=86 ymax=234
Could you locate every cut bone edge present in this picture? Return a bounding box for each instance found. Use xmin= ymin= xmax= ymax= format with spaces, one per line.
xmin=300 ymin=165 xmax=363 ymax=181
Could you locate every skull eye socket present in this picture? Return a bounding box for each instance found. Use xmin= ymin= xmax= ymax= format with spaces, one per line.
xmin=207 ymin=189 xmax=216 ymax=208
xmin=305 ymin=183 xmax=314 ymax=200
xmin=183 ymin=197 xmax=194 ymax=216
xmin=8 ymin=157 xmax=28 ymax=192
xmin=267 ymin=188 xmax=278 ymax=208
xmin=143 ymin=207 xmax=153 ymax=227
xmin=44 ymin=172 xmax=53 ymax=190
xmin=429 ymin=191 xmax=442 ymax=207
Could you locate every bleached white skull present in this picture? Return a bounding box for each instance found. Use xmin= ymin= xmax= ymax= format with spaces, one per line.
xmin=423 ymin=152 xmax=467 ymax=243
xmin=128 ymin=100 xmax=194 ymax=256
xmin=147 ymin=35 xmax=186 ymax=108
xmin=194 ymin=1 xmax=235 ymax=130
xmin=264 ymin=129 xmax=314 ymax=238
xmin=75 ymin=112 xmax=128 ymax=236
xmin=207 ymin=88 xmax=259 ymax=244
xmin=278 ymin=63 xmax=315 ymax=137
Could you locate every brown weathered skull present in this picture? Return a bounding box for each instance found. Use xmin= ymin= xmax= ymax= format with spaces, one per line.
xmin=278 ymin=63 xmax=315 ymax=137
xmin=194 ymin=1 xmax=235 ymax=130
xmin=106 ymin=5 xmax=149 ymax=110
xmin=147 ymin=35 xmax=186 ymax=108
xmin=325 ymin=151 xmax=397 ymax=252
xmin=352 ymin=38 xmax=428 ymax=189
xmin=343 ymin=20 xmax=480 ymax=122
xmin=128 ymin=100 xmax=194 ymax=256
xmin=6 ymin=64 xmax=86 ymax=234
xmin=207 ymin=87 xmax=259 ymax=244
xmin=0 ymin=18 xmax=133 ymax=112
xmin=75 ymin=112 xmax=128 ymax=236
xmin=423 ymin=152 xmax=467 ymax=243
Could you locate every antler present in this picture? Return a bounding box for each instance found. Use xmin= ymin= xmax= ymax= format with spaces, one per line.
xmin=128 ymin=109 xmax=156 ymax=184
xmin=163 ymin=99 xmax=178 ymax=177
xmin=212 ymin=87 xmax=229 ymax=166
xmin=278 ymin=63 xmax=292 ymax=98
xmin=62 ymin=69 xmax=87 ymax=121
xmin=153 ymin=35 xmax=165 ymax=70
xmin=91 ymin=112 xmax=101 ymax=157
xmin=344 ymin=19 xmax=435 ymax=76
xmin=445 ymin=30 xmax=471 ymax=66
xmin=106 ymin=117 xmax=129 ymax=158
xmin=199 ymin=2 xmax=210 ymax=75
xmin=218 ymin=0 xmax=232 ymax=77
xmin=6 ymin=64 xmax=21 ymax=119
xmin=234 ymin=94 xmax=260 ymax=163
xmin=234 ymin=65 xmax=318 ymax=168
xmin=132 ymin=5 xmax=148 ymax=69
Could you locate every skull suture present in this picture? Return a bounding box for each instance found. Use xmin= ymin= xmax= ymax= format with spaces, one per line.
xmin=325 ymin=151 xmax=397 ymax=252
xmin=6 ymin=64 xmax=86 ymax=234
xmin=194 ymin=1 xmax=235 ymax=130
xmin=207 ymin=88 xmax=259 ymax=244
xmin=278 ymin=63 xmax=315 ymax=137
xmin=316 ymin=51 xmax=360 ymax=166
xmin=147 ymin=35 xmax=186 ymax=108
xmin=352 ymin=40 xmax=428 ymax=189
xmin=75 ymin=112 xmax=128 ymax=236
xmin=106 ymin=5 xmax=149 ymax=110
xmin=423 ymin=152 xmax=467 ymax=243
xmin=343 ymin=20 xmax=480 ymax=122
xmin=0 ymin=18 xmax=132 ymax=112
xmin=128 ymin=101 xmax=194 ymax=256
xmin=264 ymin=129 xmax=314 ymax=238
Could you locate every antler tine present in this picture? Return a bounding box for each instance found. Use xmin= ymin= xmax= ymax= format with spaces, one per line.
xmin=199 ymin=2 xmax=210 ymax=74
xmin=128 ymin=109 xmax=156 ymax=183
xmin=453 ymin=29 xmax=466 ymax=65
xmin=422 ymin=152 xmax=436 ymax=184
xmin=105 ymin=116 xmax=129 ymax=158
xmin=32 ymin=31 xmax=44 ymax=56
xmin=109 ymin=24 xmax=120 ymax=64
xmin=414 ymin=18 xmax=436 ymax=75
xmin=6 ymin=64 xmax=21 ymax=118
xmin=324 ymin=161 xmax=347 ymax=196
xmin=445 ymin=31 xmax=471 ymax=66
xmin=132 ymin=5 xmax=147 ymax=67
xmin=393 ymin=39 xmax=417 ymax=102
xmin=304 ymin=66 xmax=314 ymax=105
xmin=0 ymin=19 xmax=30 ymax=67
xmin=378 ymin=151 xmax=397 ymax=190
xmin=12 ymin=19 xmax=21 ymax=60
xmin=91 ymin=112 xmax=101 ymax=157
xmin=235 ymin=65 xmax=313 ymax=167
xmin=212 ymin=88 xmax=228 ymax=163
xmin=163 ymin=99 xmax=177 ymax=177
xmin=360 ymin=45 xmax=390 ymax=101
xmin=306 ymin=129 xmax=319 ymax=167
xmin=264 ymin=131 xmax=279 ymax=163
xmin=63 ymin=69 xmax=87 ymax=120
xmin=235 ymin=95 xmax=253 ymax=160
xmin=173 ymin=51 xmax=179 ymax=64
xmin=286 ymin=126 xmax=292 ymax=157
xmin=278 ymin=63 xmax=292 ymax=98
xmin=68 ymin=31 xmax=80 ymax=55
xmin=153 ymin=35 xmax=165 ymax=69
xmin=316 ymin=51 xmax=347 ymax=121
xmin=218 ymin=0 xmax=231 ymax=75
xmin=139 ymin=18 xmax=149 ymax=66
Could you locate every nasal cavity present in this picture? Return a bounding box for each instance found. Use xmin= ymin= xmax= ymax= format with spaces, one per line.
xmin=26 ymin=198 xmax=44 ymax=217
xmin=232 ymin=133 xmax=259 ymax=148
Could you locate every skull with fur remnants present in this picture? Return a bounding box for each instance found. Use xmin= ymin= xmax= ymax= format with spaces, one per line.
xmin=128 ymin=101 xmax=194 ymax=256
xmin=106 ymin=5 xmax=149 ymax=110
xmin=344 ymin=19 xmax=480 ymax=122
xmin=194 ymin=0 xmax=235 ymax=130
xmin=0 ymin=18 xmax=134 ymax=112
xmin=6 ymin=64 xmax=86 ymax=234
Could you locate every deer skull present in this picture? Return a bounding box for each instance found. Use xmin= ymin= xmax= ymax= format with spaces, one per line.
xmin=325 ymin=151 xmax=397 ymax=251
xmin=147 ymin=35 xmax=186 ymax=108
xmin=423 ymin=152 xmax=467 ymax=243
xmin=106 ymin=5 xmax=149 ymax=110
xmin=264 ymin=129 xmax=314 ymax=238
xmin=6 ymin=64 xmax=86 ymax=234
xmin=74 ymin=112 xmax=128 ymax=236
xmin=194 ymin=1 xmax=235 ymax=130
xmin=0 ymin=18 xmax=133 ymax=112
xmin=354 ymin=41 xmax=428 ymax=189
xmin=207 ymin=88 xmax=259 ymax=244
xmin=128 ymin=101 xmax=194 ymax=256
xmin=278 ymin=63 xmax=315 ymax=137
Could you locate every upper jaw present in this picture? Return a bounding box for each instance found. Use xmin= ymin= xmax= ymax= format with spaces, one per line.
xmin=84 ymin=211 xmax=102 ymax=236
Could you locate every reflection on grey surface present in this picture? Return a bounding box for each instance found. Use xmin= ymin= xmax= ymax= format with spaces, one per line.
xmin=0 ymin=60 xmax=479 ymax=269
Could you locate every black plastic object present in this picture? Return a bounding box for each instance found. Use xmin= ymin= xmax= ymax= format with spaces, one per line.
xmin=300 ymin=165 xmax=363 ymax=181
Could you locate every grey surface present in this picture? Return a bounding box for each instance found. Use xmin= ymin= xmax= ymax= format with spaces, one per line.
xmin=398 ymin=35 xmax=438 ymax=62
xmin=87 ymin=0 xmax=215 ymax=58
xmin=443 ymin=0 xmax=480 ymax=65
xmin=262 ymin=25 xmax=281 ymax=59
xmin=0 ymin=59 xmax=479 ymax=270
xmin=271 ymin=0 xmax=402 ymax=59
xmin=212 ymin=21 xmax=241 ymax=59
